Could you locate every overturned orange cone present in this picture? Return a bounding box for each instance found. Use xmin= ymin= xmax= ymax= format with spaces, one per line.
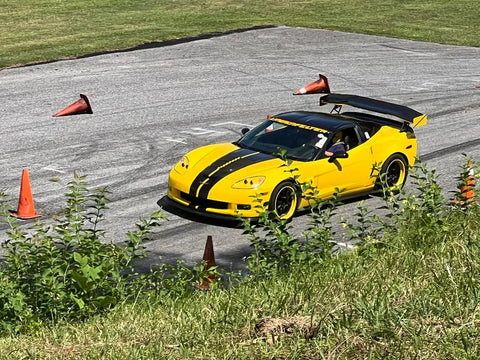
xmin=294 ymin=74 xmax=331 ymax=95
xmin=196 ymin=235 xmax=216 ymax=290
xmin=11 ymin=168 xmax=41 ymax=220
xmin=53 ymin=94 xmax=93 ymax=117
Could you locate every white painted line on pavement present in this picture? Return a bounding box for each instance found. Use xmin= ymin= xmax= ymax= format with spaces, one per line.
xmin=181 ymin=127 xmax=226 ymax=136
xmin=165 ymin=137 xmax=187 ymax=144
xmin=211 ymin=121 xmax=252 ymax=127
xmin=42 ymin=166 xmax=66 ymax=174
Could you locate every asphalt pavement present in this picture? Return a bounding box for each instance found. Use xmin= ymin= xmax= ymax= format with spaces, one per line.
xmin=1 ymin=26 xmax=480 ymax=270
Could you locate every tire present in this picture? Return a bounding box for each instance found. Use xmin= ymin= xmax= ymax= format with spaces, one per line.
xmin=377 ymin=153 xmax=408 ymax=191
xmin=269 ymin=181 xmax=298 ymax=220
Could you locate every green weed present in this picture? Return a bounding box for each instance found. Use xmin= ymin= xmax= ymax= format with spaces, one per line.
xmin=1 ymin=158 xmax=480 ymax=359
xmin=0 ymin=174 xmax=168 ymax=333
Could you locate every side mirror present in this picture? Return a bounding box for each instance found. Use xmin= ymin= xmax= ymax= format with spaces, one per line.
xmin=241 ymin=127 xmax=250 ymax=135
xmin=328 ymin=151 xmax=349 ymax=163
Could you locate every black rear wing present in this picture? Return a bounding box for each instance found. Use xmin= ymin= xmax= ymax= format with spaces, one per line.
xmin=320 ymin=94 xmax=427 ymax=128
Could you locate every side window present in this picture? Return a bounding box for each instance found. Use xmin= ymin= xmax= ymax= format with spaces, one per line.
xmin=321 ymin=127 xmax=362 ymax=160
xmin=342 ymin=127 xmax=360 ymax=151
xmin=358 ymin=123 xmax=381 ymax=141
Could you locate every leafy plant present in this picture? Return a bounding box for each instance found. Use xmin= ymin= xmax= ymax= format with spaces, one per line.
xmin=340 ymin=199 xmax=382 ymax=247
xmin=243 ymin=151 xmax=338 ymax=275
xmin=0 ymin=174 xmax=166 ymax=333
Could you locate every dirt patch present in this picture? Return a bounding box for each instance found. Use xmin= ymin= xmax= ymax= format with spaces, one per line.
xmin=254 ymin=316 xmax=318 ymax=345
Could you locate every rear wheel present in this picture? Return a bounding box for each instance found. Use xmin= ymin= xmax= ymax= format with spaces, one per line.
xmin=378 ymin=154 xmax=408 ymax=191
xmin=269 ymin=181 xmax=298 ymax=220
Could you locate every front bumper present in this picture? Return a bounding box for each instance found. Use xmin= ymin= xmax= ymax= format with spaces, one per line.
xmin=167 ymin=184 xmax=264 ymax=219
xmin=164 ymin=196 xmax=259 ymax=222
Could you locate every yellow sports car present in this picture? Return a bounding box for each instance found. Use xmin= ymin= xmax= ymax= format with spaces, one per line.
xmin=167 ymin=75 xmax=427 ymax=220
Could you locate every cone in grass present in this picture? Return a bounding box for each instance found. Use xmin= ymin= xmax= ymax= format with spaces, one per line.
xmin=53 ymin=94 xmax=93 ymax=117
xmin=11 ymin=168 xmax=41 ymax=219
xmin=452 ymin=161 xmax=476 ymax=207
xmin=196 ymin=235 xmax=216 ymax=290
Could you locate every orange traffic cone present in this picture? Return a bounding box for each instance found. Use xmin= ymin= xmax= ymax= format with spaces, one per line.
xmin=196 ymin=235 xmax=216 ymax=290
xmin=453 ymin=162 xmax=475 ymax=207
xmin=11 ymin=168 xmax=41 ymax=219
xmin=53 ymin=94 xmax=93 ymax=117
xmin=294 ymin=74 xmax=331 ymax=95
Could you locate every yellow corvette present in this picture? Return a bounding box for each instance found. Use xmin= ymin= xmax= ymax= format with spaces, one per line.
xmin=167 ymin=75 xmax=427 ymax=220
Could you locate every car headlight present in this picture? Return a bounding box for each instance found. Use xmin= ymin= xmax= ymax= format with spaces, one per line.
xmin=232 ymin=176 xmax=265 ymax=189
xmin=174 ymin=156 xmax=189 ymax=174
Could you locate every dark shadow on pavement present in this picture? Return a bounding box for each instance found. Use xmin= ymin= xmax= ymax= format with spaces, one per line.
xmin=157 ymin=196 xmax=245 ymax=229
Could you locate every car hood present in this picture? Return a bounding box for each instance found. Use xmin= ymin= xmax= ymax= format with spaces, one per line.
xmin=185 ymin=143 xmax=285 ymax=197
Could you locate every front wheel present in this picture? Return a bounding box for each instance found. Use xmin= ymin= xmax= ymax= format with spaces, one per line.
xmin=377 ymin=154 xmax=408 ymax=191
xmin=269 ymin=181 xmax=298 ymax=220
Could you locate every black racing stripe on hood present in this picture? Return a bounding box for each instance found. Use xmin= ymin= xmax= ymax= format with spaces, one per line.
xmin=189 ymin=148 xmax=255 ymax=197
xmin=196 ymin=152 xmax=274 ymax=200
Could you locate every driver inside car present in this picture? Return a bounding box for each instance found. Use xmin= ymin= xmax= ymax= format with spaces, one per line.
xmin=325 ymin=131 xmax=346 ymax=157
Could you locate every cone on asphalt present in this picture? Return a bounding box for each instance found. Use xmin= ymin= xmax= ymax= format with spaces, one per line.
xmin=294 ymin=74 xmax=331 ymax=95
xmin=196 ymin=235 xmax=216 ymax=290
xmin=11 ymin=168 xmax=41 ymax=220
xmin=53 ymin=94 xmax=93 ymax=117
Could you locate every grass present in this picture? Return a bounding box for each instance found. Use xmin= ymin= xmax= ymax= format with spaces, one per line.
xmin=0 ymin=159 xmax=479 ymax=358
xmin=1 ymin=205 xmax=480 ymax=359
xmin=1 ymin=0 xmax=479 ymax=68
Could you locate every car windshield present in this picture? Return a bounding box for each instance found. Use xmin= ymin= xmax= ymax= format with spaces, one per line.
xmin=236 ymin=120 xmax=329 ymax=161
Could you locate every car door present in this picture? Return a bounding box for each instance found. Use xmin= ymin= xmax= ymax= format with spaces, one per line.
xmin=312 ymin=127 xmax=375 ymax=199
